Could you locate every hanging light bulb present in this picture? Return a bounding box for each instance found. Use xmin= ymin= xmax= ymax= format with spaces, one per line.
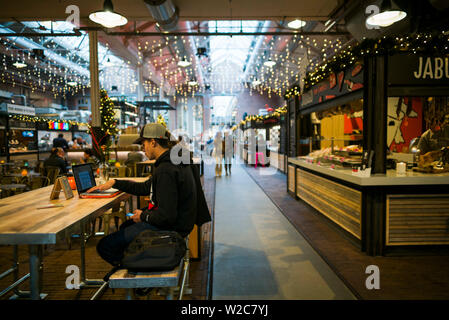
xmin=67 ymin=81 xmax=77 ymax=86
xmin=264 ymin=59 xmax=276 ymax=68
xmin=366 ymin=0 xmax=406 ymax=27
xmin=13 ymin=61 xmax=27 ymax=68
xmin=287 ymin=19 xmax=306 ymax=29
xmin=89 ymin=0 xmax=128 ymax=28
xmin=177 ymin=59 xmax=191 ymax=68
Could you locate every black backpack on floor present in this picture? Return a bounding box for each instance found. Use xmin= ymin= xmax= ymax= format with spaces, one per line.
xmin=121 ymin=230 xmax=187 ymax=273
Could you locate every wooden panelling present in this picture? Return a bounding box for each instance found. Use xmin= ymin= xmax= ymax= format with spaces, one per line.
xmin=279 ymin=154 xmax=285 ymax=172
xmin=270 ymin=152 xmax=279 ymax=169
xmin=386 ymin=194 xmax=449 ymax=245
xmin=296 ymin=168 xmax=362 ymax=239
xmin=288 ymin=165 xmax=295 ymax=193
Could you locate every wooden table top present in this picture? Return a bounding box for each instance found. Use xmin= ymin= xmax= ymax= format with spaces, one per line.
xmin=0 ymin=184 xmax=27 ymax=190
xmin=6 ymin=172 xmax=42 ymax=177
xmin=137 ymin=160 xmax=156 ymax=165
xmin=0 ymin=178 xmax=147 ymax=245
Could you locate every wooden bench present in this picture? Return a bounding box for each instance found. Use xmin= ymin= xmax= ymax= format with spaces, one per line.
xmin=107 ymin=238 xmax=191 ymax=300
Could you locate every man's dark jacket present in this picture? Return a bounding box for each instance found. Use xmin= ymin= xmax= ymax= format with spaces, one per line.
xmin=53 ymin=137 xmax=69 ymax=150
xmin=44 ymin=155 xmax=68 ymax=174
xmin=114 ymin=150 xmax=211 ymax=237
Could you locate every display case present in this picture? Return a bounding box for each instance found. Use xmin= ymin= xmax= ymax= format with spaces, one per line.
xmin=287 ymin=52 xmax=449 ymax=256
xmin=7 ymin=117 xmax=38 ymax=161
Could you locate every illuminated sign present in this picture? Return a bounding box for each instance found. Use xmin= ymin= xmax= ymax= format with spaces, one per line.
xmin=49 ymin=122 xmax=70 ymax=131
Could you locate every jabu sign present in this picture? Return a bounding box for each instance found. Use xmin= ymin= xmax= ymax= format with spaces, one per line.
xmin=388 ymin=54 xmax=449 ymax=86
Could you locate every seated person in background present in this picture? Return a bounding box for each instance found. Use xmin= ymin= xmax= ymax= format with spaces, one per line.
xmin=69 ymin=137 xmax=80 ymax=149
xmin=44 ymin=147 xmax=68 ymax=175
xmin=76 ymin=137 xmax=86 ymax=148
xmin=80 ymin=148 xmax=98 ymax=169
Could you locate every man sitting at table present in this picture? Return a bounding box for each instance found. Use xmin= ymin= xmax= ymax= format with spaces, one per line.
xmin=88 ymin=123 xmax=210 ymax=284
xmin=44 ymin=147 xmax=68 ymax=175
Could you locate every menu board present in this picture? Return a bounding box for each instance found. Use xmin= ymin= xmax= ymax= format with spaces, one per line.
xmin=300 ymin=61 xmax=364 ymax=109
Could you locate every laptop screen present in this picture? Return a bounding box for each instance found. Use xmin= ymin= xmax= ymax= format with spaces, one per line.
xmin=72 ymin=164 xmax=96 ymax=193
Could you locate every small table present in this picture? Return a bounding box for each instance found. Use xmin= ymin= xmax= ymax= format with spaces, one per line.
xmin=0 ymin=184 xmax=27 ymax=198
xmin=136 ymin=160 xmax=156 ymax=177
xmin=4 ymin=172 xmax=42 ymax=186
xmin=0 ymin=163 xmax=16 ymax=175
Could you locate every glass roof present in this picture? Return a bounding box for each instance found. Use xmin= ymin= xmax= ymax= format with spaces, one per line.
xmin=211 ymin=95 xmax=236 ymax=118
xmin=208 ymin=20 xmax=260 ymax=70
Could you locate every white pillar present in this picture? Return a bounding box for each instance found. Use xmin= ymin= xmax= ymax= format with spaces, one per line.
xmin=89 ymin=31 xmax=100 ymax=127
xmin=137 ymin=64 xmax=144 ymax=101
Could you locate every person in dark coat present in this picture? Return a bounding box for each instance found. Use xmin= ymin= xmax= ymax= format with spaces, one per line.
xmin=52 ymin=133 xmax=69 ymax=151
xmin=44 ymin=147 xmax=68 ymax=175
xmin=88 ymin=123 xmax=211 ymax=270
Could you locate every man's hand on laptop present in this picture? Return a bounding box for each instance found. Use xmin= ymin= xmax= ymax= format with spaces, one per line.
xmin=87 ymin=179 xmax=116 ymax=193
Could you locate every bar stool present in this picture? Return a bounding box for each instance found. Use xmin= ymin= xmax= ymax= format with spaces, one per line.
xmin=106 ymin=236 xmax=191 ymax=300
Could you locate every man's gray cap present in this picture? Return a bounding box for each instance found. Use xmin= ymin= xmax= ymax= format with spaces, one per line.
xmin=133 ymin=123 xmax=168 ymax=144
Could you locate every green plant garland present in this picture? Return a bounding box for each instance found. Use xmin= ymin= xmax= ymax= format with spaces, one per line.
xmin=285 ymin=32 xmax=449 ymax=99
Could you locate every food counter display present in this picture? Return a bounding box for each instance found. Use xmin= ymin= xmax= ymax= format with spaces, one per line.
xmin=286 ymin=51 xmax=449 ymax=256
xmin=7 ymin=118 xmax=39 ymax=161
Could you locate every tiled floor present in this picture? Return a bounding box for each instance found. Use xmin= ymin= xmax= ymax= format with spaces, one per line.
xmin=212 ymin=164 xmax=355 ymax=300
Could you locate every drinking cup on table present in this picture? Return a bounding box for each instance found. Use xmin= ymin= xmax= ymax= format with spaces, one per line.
xmin=396 ymin=162 xmax=406 ymax=175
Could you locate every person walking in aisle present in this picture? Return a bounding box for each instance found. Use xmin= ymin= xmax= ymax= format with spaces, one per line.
xmin=213 ymin=131 xmax=223 ymax=176
xmin=223 ymin=131 xmax=234 ymax=175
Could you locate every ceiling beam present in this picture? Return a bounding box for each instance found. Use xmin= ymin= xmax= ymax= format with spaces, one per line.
xmin=81 ymin=28 xmax=350 ymax=37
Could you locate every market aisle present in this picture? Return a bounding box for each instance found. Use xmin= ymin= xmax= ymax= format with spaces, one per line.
xmin=212 ymin=164 xmax=355 ymax=300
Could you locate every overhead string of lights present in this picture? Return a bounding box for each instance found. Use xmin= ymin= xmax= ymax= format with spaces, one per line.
xmin=284 ymin=31 xmax=449 ymax=99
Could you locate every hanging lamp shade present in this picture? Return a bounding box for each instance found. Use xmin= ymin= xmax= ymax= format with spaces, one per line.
xmin=89 ymin=0 xmax=128 ymax=28
xmin=366 ymin=0 xmax=407 ymax=27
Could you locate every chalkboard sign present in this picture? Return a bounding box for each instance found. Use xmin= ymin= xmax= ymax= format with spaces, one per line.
xmin=50 ymin=176 xmax=74 ymax=200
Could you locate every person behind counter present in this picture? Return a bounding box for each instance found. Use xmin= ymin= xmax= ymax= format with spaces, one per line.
xmin=44 ymin=147 xmax=68 ymax=175
xmin=87 ymin=123 xmax=211 ymax=284
xmin=52 ymin=133 xmax=69 ymax=152
xmin=417 ymin=114 xmax=449 ymax=155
